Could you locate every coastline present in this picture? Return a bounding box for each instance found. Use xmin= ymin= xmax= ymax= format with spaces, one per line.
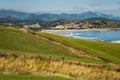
xmin=40 ymin=28 xmax=117 ymax=34
xmin=40 ymin=28 xmax=120 ymax=43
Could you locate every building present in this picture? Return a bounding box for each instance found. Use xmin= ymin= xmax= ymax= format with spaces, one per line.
xmin=64 ymin=23 xmax=76 ymax=29
xmin=55 ymin=23 xmax=81 ymax=29
xmin=24 ymin=23 xmax=41 ymax=29
xmin=55 ymin=25 xmax=64 ymax=29
xmin=81 ymin=23 xmax=91 ymax=29
xmin=3 ymin=23 xmax=14 ymax=27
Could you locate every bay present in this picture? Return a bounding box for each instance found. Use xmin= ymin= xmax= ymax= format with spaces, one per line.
xmin=61 ymin=29 xmax=120 ymax=43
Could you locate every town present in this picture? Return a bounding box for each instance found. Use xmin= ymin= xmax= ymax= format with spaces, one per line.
xmin=1 ymin=18 xmax=120 ymax=31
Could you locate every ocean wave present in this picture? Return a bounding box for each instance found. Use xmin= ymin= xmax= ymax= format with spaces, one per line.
xmin=66 ymin=34 xmax=98 ymax=40
xmin=62 ymin=32 xmax=120 ymax=43
xmin=75 ymin=36 xmax=98 ymax=40
xmin=64 ymin=33 xmax=99 ymax=40
xmin=74 ymin=33 xmax=83 ymax=36
xmin=111 ymin=40 xmax=120 ymax=43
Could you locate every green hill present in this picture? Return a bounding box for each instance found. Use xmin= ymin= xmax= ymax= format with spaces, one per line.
xmin=0 ymin=26 xmax=120 ymax=64
xmin=37 ymin=32 xmax=120 ymax=64
xmin=0 ymin=27 xmax=103 ymax=64
xmin=0 ymin=26 xmax=120 ymax=80
xmin=0 ymin=27 xmax=75 ymax=60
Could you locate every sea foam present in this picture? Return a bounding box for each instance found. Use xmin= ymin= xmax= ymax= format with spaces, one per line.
xmin=111 ymin=40 xmax=120 ymax=43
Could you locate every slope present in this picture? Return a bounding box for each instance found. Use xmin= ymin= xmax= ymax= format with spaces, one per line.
xmin=0 ymin=27 xmax=102 ymax=64
xmin=37 ymin=32 xmax=120 ymax=64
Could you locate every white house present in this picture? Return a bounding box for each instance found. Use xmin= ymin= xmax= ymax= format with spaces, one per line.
xmin=24 ymin=23 xmax=41 ymax=29
xmin=55 ymin=25 xmax=64 ymax=29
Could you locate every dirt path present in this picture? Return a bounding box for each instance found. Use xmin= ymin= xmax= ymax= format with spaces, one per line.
xmin=33 ymin=32 xmax=103 ymax=61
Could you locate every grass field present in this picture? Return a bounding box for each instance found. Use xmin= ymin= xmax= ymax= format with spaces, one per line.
xmin=0 ymin=27 xmax=75 ymax=59
xmin=0 ymin=75 xmax=72 ymax=80
xmin=0 ymin=27 xmax=70 ymax=57
xmin=0 ymin=27 xmax=120 ymax=80
xmin=37 ymin=32 xmax=120 ymax=64
xmin=0 ymin=26 xmax=120 ymax=64
xmin=0 ymin=27 xmax=104 ymax=64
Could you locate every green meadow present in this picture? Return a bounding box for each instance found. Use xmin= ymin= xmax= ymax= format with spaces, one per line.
xmin=0 ymin=26 xmax=120 ymax=80
xmin=37 ymin=32 xmax=120 ymax=64
xmin=0 ymin=27 xmax=104 ymax=64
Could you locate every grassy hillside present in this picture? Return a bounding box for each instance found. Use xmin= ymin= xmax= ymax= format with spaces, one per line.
xmin=0 ymin=27 xmax=103 ymax=64
xmin=37 ymin=32 xmax=120 ymax=64
xmin=0 ymin=26 xmax=120 ymax=64
xmin=0 ymin=27 xmax=69 ymax=56
xmin=0 ymin=27 xmax=74 ymax=58
xmin=0 ymin=27 xmax=120 ymax=80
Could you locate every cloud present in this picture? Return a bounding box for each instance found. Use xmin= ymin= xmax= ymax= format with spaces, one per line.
xmin=98 ymin=8 xmax=120 ymax=17
xmin=72 ymin=7 xmax=89 ymax=13
xmin=90 ymin=3 xmax=101 ymax=7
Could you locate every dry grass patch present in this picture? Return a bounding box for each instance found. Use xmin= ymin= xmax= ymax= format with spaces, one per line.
xmin=0 ymin=54 xmax=120 ymax=80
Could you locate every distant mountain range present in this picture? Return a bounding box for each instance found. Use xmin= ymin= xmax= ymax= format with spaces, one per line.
xmin=0 ymin=9 xmax=120 ymax=21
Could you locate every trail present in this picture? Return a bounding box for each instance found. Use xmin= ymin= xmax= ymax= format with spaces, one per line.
xmin=27 ymin=30 xmax=103 ymax=62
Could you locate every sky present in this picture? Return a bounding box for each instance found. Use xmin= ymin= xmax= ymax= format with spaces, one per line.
xmin=0 ymin=0 xmax=120 ymax=16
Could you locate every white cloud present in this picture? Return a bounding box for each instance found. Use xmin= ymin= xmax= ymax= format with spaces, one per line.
xmin=99 ymin=8 xmax=120 ymax=17
xmin=90 ymin=3 xmax=101 ymax=7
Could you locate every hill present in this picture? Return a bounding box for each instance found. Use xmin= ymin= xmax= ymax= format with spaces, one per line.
xmin=37 ymin=32 xmax=120 ymax=64
xmin=0 ymin=9 xmax=120 ymax=21
xmin=0 ymin=27 xmax=120 ymax=80
xmin=0 ymin=27 xmax=79 ymax=61
xmin=0 ymin=26 xmax=106 ymax=63
xmin=0 ymin=9 xmax=30 ymax=20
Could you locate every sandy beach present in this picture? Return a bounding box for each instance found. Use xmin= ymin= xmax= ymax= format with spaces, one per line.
xmin=40 ymin=28 xmax=116 ymax=34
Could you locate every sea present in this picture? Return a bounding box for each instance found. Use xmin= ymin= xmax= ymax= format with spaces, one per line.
xmin=60 ymin=29 xmax=120 ymax=43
